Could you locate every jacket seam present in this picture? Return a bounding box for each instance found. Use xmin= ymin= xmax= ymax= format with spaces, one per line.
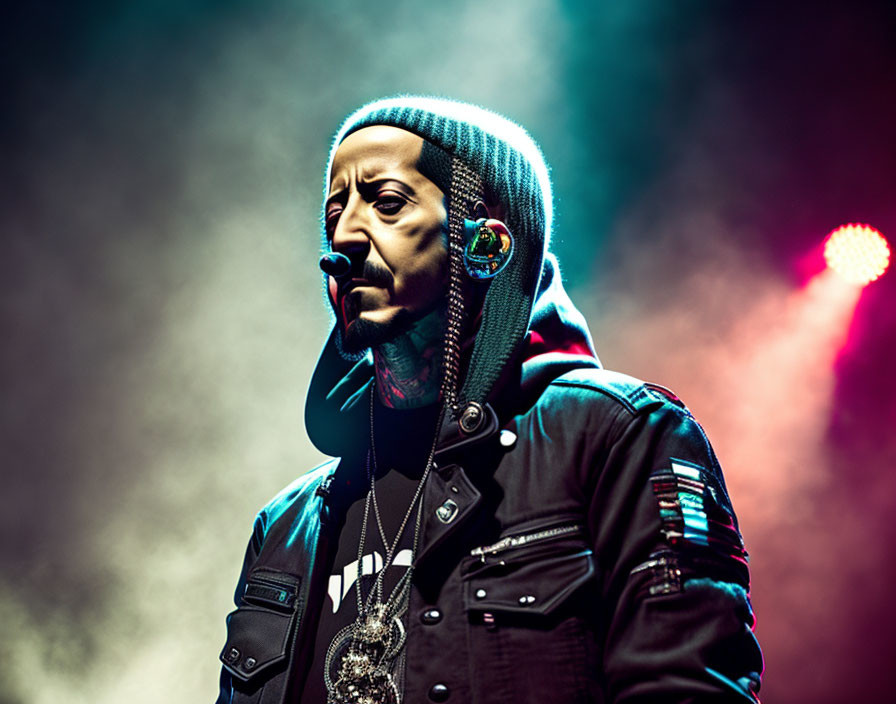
xmin=548 ymin=379 xmax=641 ymax=415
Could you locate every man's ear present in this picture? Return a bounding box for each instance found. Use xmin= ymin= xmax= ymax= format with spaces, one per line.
xmin=462 ymin=210 xmax=514 ymax=280
xmin=472 ymin=199 xmax=507 ymax=222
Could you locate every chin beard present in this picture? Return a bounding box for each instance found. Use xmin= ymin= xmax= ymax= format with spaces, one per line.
xmin=340 ymin=308 xmax=414 ymax=354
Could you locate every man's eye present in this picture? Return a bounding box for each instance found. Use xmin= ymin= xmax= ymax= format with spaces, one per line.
xmin=325 ymin=207 xmax=342 ymax=235
xmin=374 ymin=195 xmax=406 ymax=215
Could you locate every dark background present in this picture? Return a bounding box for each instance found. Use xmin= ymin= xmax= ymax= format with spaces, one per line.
xmin=3 ymin=1 xmax=895 ymax=701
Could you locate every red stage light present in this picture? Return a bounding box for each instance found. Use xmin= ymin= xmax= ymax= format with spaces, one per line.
xmin=823 ymin=223 xmax=890 ymax=285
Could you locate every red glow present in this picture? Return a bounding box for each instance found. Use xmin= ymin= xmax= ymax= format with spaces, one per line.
xmin=823 ymin=223 xmax=890 ymax=285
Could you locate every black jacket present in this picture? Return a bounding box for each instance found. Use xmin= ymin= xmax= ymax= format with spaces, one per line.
xmin=216 ymin=354 xmax=762 ymax=703
xmin=217 ymin=251 xmax=761 ymax=702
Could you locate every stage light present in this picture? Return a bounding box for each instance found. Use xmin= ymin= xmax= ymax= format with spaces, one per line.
xmin=823 ymin=223 xmax=890 ymax=285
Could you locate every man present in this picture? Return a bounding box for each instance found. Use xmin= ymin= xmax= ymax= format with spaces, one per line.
xmin=216 ymin=97 xmax=763 ymax=704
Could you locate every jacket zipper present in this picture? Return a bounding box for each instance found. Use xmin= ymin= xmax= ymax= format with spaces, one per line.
xmin=470 ymin=523 xmax=582 ymax=561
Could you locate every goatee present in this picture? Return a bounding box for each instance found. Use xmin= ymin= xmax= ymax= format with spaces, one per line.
xmin=341 ymin=308 xmax=414 ymax=354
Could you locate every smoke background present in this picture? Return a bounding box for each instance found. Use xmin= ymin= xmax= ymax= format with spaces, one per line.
xmin=3 ymin=1 xmax=895 ymax=701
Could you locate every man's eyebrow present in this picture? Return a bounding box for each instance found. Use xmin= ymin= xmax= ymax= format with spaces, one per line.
xmin=362 ymin=177 xmax=418 ymax=197
xmin=327 ymin=177 xmax=419 ymax=205
xmin=325 ymin=186 xmax=346 ymax=207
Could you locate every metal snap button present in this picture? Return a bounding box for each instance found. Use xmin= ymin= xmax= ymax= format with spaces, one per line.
xmin=429 ymin=683 xmax=450 ymax=702
xmin=474 ymin=588 xmax=487 ymax=600
xmin=436 ymin=499 xmax=459 ymax=524
xmin=421 ymin=608 xmax=443 ymax=625
xmin=458 ymin=402 xmax=484 ymax=434
xmin=227 ymin=648 xmax=240 ymax=663
xmin=518 ymin=595 xmax=536 ymax=605
xmin=244 ymin=657 xmax=257 ymax=670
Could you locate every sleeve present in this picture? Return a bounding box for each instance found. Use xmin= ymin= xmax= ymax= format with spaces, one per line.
xmin=215 ymin=513 xmax=266 ymax=704
xmin=589 ymin=398 xmax=763 ymax=703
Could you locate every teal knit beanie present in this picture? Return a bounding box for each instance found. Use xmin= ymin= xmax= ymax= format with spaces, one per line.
xmin=324 ymin=96 xmax=553 ymax=413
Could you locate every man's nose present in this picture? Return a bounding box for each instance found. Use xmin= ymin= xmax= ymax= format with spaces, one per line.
xmin=331 ymin=199 xmax=371 ymax=262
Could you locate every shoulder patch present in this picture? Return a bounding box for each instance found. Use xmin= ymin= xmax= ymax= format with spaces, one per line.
xmin=645 ymin=457 xmax=749 ymax=588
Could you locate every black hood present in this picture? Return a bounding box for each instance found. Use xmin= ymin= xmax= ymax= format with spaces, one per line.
xmin=304 ymin=253 xmax=600 ymax=458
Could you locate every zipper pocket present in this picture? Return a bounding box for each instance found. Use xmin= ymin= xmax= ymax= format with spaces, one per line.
xmin=243 ymin=573 xmax=300 ymax=612
xmin=470 ymin=523 xmax=583 ymax=562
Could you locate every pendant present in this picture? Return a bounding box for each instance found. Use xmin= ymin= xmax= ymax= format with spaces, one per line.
xmin=326 ymin=603 xmax=407 ymax=704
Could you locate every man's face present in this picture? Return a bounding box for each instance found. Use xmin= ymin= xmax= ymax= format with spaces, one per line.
xmin=325 ymin=126 xmax=448 ymax=351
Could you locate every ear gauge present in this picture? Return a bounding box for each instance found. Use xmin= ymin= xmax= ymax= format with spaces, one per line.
xmin=462 ymin=218 xmax=514 ymax=279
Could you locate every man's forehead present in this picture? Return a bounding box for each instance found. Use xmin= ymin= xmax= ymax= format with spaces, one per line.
xmin=329 ymin=126 xmax=425 ymax=184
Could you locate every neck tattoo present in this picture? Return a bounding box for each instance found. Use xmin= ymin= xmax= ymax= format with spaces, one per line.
xmin=373 ymin=306 xmax=446 ymax=409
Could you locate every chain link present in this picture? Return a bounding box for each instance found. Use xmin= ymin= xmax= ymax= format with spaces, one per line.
xmin=441 ymin=156 xmax=483 ymax=415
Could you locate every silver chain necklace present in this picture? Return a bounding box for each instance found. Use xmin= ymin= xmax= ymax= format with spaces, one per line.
xmin=324 ymin=389 xmax=443 ymax=704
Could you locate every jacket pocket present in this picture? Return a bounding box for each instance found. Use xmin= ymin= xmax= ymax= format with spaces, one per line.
xmin=462 ymin=521 xmax=596 ymax=618
xmin=461 ymin=521 xmax=601 ymax=704
xmin=220 ymin=571 xmax=301 ymax=697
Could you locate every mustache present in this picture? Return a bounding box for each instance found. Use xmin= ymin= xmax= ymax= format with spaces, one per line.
xmin=349 ymin=260 xmax=393 ymax=290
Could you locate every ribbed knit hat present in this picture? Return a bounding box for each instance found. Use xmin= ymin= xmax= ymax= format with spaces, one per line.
xmin=324 ymin=96 xmax=553 ymax=411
